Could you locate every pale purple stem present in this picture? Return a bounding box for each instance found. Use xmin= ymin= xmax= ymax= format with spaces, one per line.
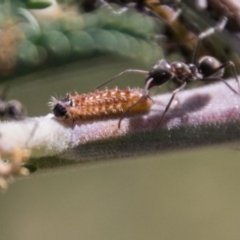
xmin=0 ymin=78 xmax=239 ymax=161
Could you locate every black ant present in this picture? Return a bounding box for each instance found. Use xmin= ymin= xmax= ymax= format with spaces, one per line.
xmin=81 ymin=0 xmax=176 ymax=23
xmin=97 ymin=17 xmax=240 ymax=128
xmin=0 ymin=85 xmax=25 ymax=120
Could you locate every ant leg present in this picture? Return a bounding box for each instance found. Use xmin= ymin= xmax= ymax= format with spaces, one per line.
xmin=222 ymin=79 xmax=239 ymax=95
xmin=192 ymin=16 xmax=228 ymax=64
xmin=96 ymin=69 xmax=148 ymax=89
xmin=97 ymin=0 xmax=119 ymax=13
xmin=201 ymin=77 xmax=239 ymax=95
xmin=98 ymin=0 xmax=172 ymax=25
xmin=168 ymin=8 xmax=181 ymax=23
xmin=198 ymin=17 xmax=227 ymax=40
xmin=117 ymin=95 xmax=149 ymax=128
xmin=203 ymin=61 xmax=240 ymax=95
xmin=117 ymin=78 xmax=154 ymax=128
xmin=114 ymin=2 xmax=169 ymax=24
xmin=157 ymin=81 xmax=186 ymax=128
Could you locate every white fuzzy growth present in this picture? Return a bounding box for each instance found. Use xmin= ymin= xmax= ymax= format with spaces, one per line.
xmin=48 ymin=96 xmax=58 ymax=109
xmin=0 ymin=114 xmax=73 ymax=158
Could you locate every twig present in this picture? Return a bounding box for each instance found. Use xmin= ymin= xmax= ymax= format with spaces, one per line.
xmin=0 ymin=78 xmax=240 ymax=188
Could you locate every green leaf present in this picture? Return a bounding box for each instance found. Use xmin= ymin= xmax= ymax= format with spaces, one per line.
xmin=25 ymin=0 xmax=52 ymax=9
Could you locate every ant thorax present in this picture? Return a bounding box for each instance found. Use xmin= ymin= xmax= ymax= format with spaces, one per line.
xmin=171 ymin=62 xmax=201 ymax=82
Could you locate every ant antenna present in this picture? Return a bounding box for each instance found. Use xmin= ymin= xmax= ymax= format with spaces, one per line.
xmin=96 ymin=69 xmax=148 ymax=89
xmin=191 ymin=17 xmax=228 ymax=64
xmin=156 ymin=81 xmax=186 ymax=128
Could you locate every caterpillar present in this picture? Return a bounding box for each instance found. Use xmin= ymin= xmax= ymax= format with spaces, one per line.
xmin=49 ymin=87 xmax=153 ymax=121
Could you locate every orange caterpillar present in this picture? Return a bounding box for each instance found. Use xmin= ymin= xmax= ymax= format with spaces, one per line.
xmin=49 ymin=87 xmax=153 ymax=121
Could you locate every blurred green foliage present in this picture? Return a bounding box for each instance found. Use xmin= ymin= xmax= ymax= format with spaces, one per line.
xmin=0 ymin=1 xmax=163 ymax=79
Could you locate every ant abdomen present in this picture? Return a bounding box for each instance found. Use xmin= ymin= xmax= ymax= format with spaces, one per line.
xmin=198 ymin=56 xmax=224 ymax=78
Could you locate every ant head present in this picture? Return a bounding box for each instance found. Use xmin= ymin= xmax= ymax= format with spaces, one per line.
xmin=198 ymin=56 xmax=224 ymax=78
xmin=146 ymin=59 xmax=173 ymax=89
xmin=7 ymin=100 xmax=25 ymax=120
xmin=53 ymin=97 xmax=73 ymax=118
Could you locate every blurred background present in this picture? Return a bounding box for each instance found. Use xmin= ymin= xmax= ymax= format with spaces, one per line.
xmin=1 ymin=0 xmax=240 ymax=239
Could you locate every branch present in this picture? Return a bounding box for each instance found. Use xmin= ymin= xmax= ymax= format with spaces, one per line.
xmin=0 ymin=78 xmax=240 ymax=188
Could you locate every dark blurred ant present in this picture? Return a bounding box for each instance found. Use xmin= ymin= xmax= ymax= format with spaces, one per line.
xmin=97 ymin=17 xmax=240 ymax=128
xmin=0 ymin=85 xmax=25 ymax=120
xmin=81 ymin=0 xmax=163 ymax=13
xmin=81 ymin=0 xmax=179 ymax=23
